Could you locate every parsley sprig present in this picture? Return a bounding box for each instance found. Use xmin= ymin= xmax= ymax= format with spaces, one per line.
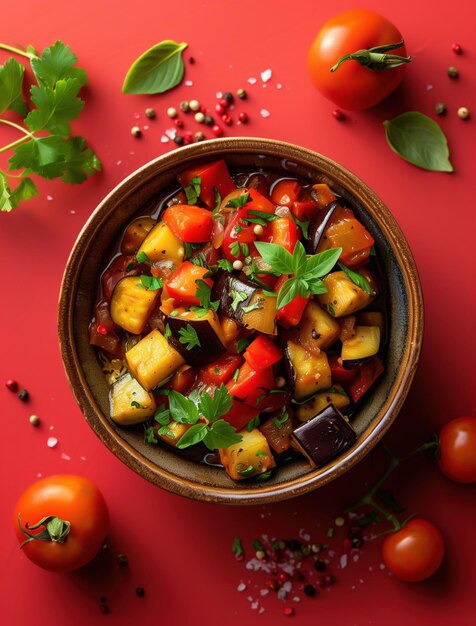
xmin=0 ymin=40 xmax=101 ymax=212
xmin=254 ymin=240 xmax=342 ymax=309
xmin=163 ymin=384 xmax=242 ymax=450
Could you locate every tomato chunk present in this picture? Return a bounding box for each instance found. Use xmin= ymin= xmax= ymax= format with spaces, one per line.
xmin=162 ymin=205 xmax=213 ymax=243
xmin=222 ymin=400 xmax=261 ymax=432
xmin=164 ymin=261 xmax=213 ymax=307
xmin=261 ymin=217 xmax=299 ymax=253
xmin=226 ymin=361 xmax=276 ymax=408
xmin=271 ymin=179 xmax=301 ymax=207
xmin=177 ymin=160 xmax=236 ymax=209
xmin=198 ymin=353 xmax=243 ymax=386
xmin=243 ymin=335 xmax=283 ymax=369
xmin=318 ymin=207 xmax=374 ymax=268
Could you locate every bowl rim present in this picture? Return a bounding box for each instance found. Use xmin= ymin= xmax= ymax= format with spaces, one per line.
xmin=58 ymin=137 xmax=424 ymax=504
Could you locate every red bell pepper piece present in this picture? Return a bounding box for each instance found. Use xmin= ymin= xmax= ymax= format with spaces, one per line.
xmin=177 ymin=159 xmax=236 ymax=209
xmin=261 ymin=217 xmax=299 ymax=253
xmin=243 ymin=335 xmax=282 ymax=369
xmin=162 ymin=205 xmax=213 ymax=243
xmin=222 ymin=209 xmax=257 ymax=262
xmin=348 ymin=356 xmax=384 ymax=403
xmin=222 ymin=400 xmax=261 ymax=433
xmin=328 ymin=354 xmax=359 ymax=386
xmin=246 ymin=187 xmax=276 ymax=213
xmin=274 ymin=275 xmax=309 ymax=328
xmin=271 ymin=179 xmax=301 ymax=207
xmin=291 ymin=199 xmax=321 ymax=221
xmin=197 ymin=353 xmax=243 ymax=386
xmin=226 ymin=361 xmax=276 ymax=408
xmin=164 ymin=261 xmax=213 ymax=307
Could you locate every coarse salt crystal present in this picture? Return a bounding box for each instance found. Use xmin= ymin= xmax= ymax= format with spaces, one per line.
xmin=259 ymin=607 xmax=265 ymax=614
xmin=134 ymin=112 xmax=140 ymax=119
xmin=47 ymin=195 xmax=53 ymax=201
xmin=165 ymin=128 xmax=177 ymax=139
xmin=116 ymin=160 xmax=122 ymax=166
xmin=379 ymin=563 xmax=386 ymax=570
xmin=260 ymin=109 xmax=270 ymax=118
xmin=61 ymin=453 xmax=71 ymax=461
xmin=248 ymin=77 xmax=257 ymax=84
xmin=293 ymin=596 xmax=301 ymax=603
xmin=353 ymin=554 xmax=360 ymax=563
xmin=260 ymin=588 xmax=270 ymax=596
xmin=251 ymin=601 xmax=259 ymax=610
xmin=237 ymin=582 xmax=247 ymax=592
xmin=426 ymin=84 xmax=433 ymax=91
xmin=143 ymin=125 xmax=149 ymax=131
xmin=161 ymin=135 xmax=170 ymax=143
xmin=261 ymin=69 xmax=272 ymax=82
xmin=276 ymin=83 xmax=283 ymax=89
xmin=80 ymin=456 xmax=87 ymax=461
xmin=216 ymin=91 xmax=223 ymax=98
xmin=185 ymin=80 xmax=193 ymax=86
xmin=298 ymin=528 xmax=311 ymax=542
xmin=47 ymin=437 xmax=58 ymax=448
xmin=340 ymin=554 xmax=348 ymax=569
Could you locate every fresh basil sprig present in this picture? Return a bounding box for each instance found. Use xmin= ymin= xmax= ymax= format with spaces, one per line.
xmin=383 ymin=111 xmax=453 ymax=172
xmin=165 ymin=384 xmax=241 ymax=450
xmin=338 ymin=262 xmax=373 ymax=294
xmin=122 ymin=40 xmax=188 ymax=95
xmin=254 ymin=240 xmax=342 ymax=309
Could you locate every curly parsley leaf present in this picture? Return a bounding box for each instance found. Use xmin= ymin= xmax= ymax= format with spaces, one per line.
xmin=178 ymin=323 xmax=201 ymax=350
xmin=30 ymin=40 xmax=88 ymax=89
xmin=184 ymin=176 xmax=201 ymax=204
xmin=203 ymin=419 xmax=242 ymax=450
xmin=138 ymin=274 xmax=163 ymax=291
xmin=26 ymin=78 xmax=84 ymax=137
xmin=199 ymin=383 xmax=233 ymax=423
xmin=0 ymin=57 xmax=27 ymax=115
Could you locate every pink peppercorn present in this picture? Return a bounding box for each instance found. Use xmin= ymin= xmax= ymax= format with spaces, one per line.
xmin=97 ymin=324 xmax=108 ymax=336
xmin=5 ymin=379 xmax=18 ymax=392
xmin=452 ymin=43 xmax=462 ymax=54
xmin=174 ymin=118 xmax=184 ymax=128
xmin=218 ymin=98 xmax=229 ymax=109
xmin=283 ymin=606 xmax=294 ymax=617
xmin=221 ymin=114 xmax=232 ymax=126
xmin=183 ymin=132 xmax=194 ymax=144
xmin=211 ymin=124 xmax=223 ymax=137
xmin=343 ymin=538 xmax=353 ymax=549
xmin=332 ymin=108 xmax=344 ymax=120
xmin=200 ymin=105 xmax=207 ymax=113
xmin=215 ymin=103 xmax=226 ymax=115
xmin=238 ymin=112 xmax=248 ymax=123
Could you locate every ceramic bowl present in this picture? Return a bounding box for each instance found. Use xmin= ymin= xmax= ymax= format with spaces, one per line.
xmin=58 ymin=137 xmax=423 ymax=504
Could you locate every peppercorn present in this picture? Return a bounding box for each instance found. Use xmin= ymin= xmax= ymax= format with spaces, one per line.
xmin=204 ymin=115 xmax=214 ymax=126
xmin=237 ymin=88 xmax=247 ymax=99
xmin=256 ymin=549 xmax=266 ymax=560
xmin=215 ymin=103 xmax=226 ymax=115
xmin=173 ymin=118 xmax=184 ymax=128
xmin=253 ymin=224 xmax=264 ymax=236
xmin=29 ymin=414 xmax=40 ymax=426
xmin=303 ymin=584 xmax=316 ymax=597
xmin=189 ymin=99 xmax=200 ymax=112
xmin=332 ymin=108 xmax=344 ymax=120
xmin=447 ymin=66 xmax=459 ymax=78
xmin=435 ymin=102 xmax=447 ymax=116
xmin=232 ymin=259 xmax=244 ymax=271
xmin=457 ymin=106 xmax=470 ymax=120
xmin=174 ymin=135 xmax=184 ymax=146
xmin=5 ymin=379 xmax=18 ymax=392
xmin=188 ymin=57 xmax=195 ymax=64
xmin=180 ymin=100 xmax=190 ymax=113
xmin=302 ymin=545 xmax=312 ymax=556
xmin=183 ymin=132 xmax=194 ymax=144
xmin=117 ymin=554 xmax=128 ymax=566
xmin=135 ymin=587 xmax=145 ymax=597
xmin=335 ymin=516 xmax=345 ymax=527
xmin=211 ymin=124 xmax=223 ymax=137
xmin=218 ymin=98 xmax=229 ymax=109
xmin=18 ymin=389 xmax=29 ymax=402
xmin=145 ymin=108 xmax=156 ymax=119
xmin=167 ymin=106 xmax=178 ymax=118
xmin=130 ymin=126 xmax=141 ymax=138
xmin=314 ymin=560 xmax=326 ymax=572
xmin=100 ymin=604 xmax=110 ymax=614
xmin=194 ymin=112 xmax=205 ymax=123
xmin=452 ymin=43 xmax=462 ymax=54
xmin=223 ymin=91 xmax=234 ymax=103
xmin=343 ymin=538 xmax=353 ymax=549
xmin=238 ymin=112 xmax=248 ymax=124
xmin=278 ymin=572 xmax=288 ymax=583
xmin=221 ymin=114 xmax=232 ymax=126
xmin=194 ymin=131 xmax=205 ymax=142
xmin=283 ymin=606 xmax=294 ymax=617
xmin=311 ymin=543 xmax=322 ymax=554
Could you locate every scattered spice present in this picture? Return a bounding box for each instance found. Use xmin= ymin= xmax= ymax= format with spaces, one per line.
xmin=194 ymin=112 xmax=205 ymax=123
xmin=174 ymin=135 xmax=184 ymax=146
xmin=204 ymin=115 xmax=214 ymax=126
xmin=237 ymin=88 xmax=247 ymax=99
xmin=238 ymin=112 xmax=249 ymax=124
xmin=135 ymin=587 xmax=145 ymax=597
xmin=189 ymin=99 xmax=200 ymax=111
xmin=18 ymin=389 xmax=29 ymax=402
xmin=332 ymin=108 xmax=344 ymax=120
xmin=117 ymin=553 xmax=129 ymax=566
xmin=223 ymin=91 xmax=234 ymax=103
xmin=335 ymin=516 xmax=345 ymax=527
xmin=130 ymin=126 xmax=141 ymax=138
xmin=174 ymin=118 xmax=184 ymax=128
xmin=211 ymin=124 xmax=223 ymax=137
xmin=457 ymin=106 xmax=470 ymax=120
xmin=6 ymin=379 xmax=18 ymax=392
xmin=180 ymin=100 xmax=190 ymax=112
xmin=167 ymin=107 xmax=178 ymax=118
xmin=283 ymin=606 xmax=294 ymax=616
xmin=29 ymin=414 xmax=40 ymax=426
xmin=145 ymin=108 xmax=156 ymax=119
xmin=194 ymin=131 xmax=205 ymax=142
xmin=435 ymin=102 xmax=447 ymax=116
xmin=451 ymin=43 xmax=462 ymax=54
xmin=447 ymin=66 xmax=459 ymax=78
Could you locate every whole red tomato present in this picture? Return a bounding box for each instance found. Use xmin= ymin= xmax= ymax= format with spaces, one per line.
xmin=382 ymin=519 xmax=445 ymax=582
xmin=308 ymin=9 xmax=409 ymax=110
xmin=438 ymin=417 xmax=476 ymax=483
xmin=14 ymin=474 xmax=109 ymax=573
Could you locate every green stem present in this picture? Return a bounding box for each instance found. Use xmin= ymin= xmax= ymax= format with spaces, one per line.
xmin=0 ymin=43 xmax=35 ymax=60
xmin=18 ymin=514 xmax=71 ymax=549
xmin=0 ymin=119 xmax=34 ymax=153
xmin=331 ymin=40 xmax=411 ymax=73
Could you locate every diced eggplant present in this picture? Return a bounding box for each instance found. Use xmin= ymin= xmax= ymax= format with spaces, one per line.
xmin=164 ymin=308 xmax=226 ymax=366
xmin=288 ymin=300 xmax=340 ymax=353
xmin=110 ymin=276 xmax=160 ymax=334
xmin=121 ymin=216 xmax=156 ymax=255
xmin=109 ymin=373 xmax=156 ymax=425
xmin=212 ymin=271 xmax=276 ymax=335
xmin=317 ymin=271 xmax=375 ymax=318
xmin=137 ymin=221 xmax=184 ymax=265
xmin=219 ymin=428 xmax=276 ymax=481
xmin=341 ymin=326 xmax=380 ymax=368
xmin=284 ymin=340 xmax=331 ymax=401
xmin=291 ymin=404 xmax=357 ymax=468
xmin=125 ymin=328 xmax=185 ymax=391
xmin=260 ymin=407 xmax=294 ymax=454
xmin=306 ymin=201 xmax=338 ymax=253
xmin=295 ymin=385 xmax=350 ymax=422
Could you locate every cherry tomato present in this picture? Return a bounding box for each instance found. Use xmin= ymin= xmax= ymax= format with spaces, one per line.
xmin=438 ymin=417 xmax=476 ymax=483
xmin=14 ymin=475 xmax=109 ymax=573
xmin=382 ymin=519 xmax=445 ymax=582
xmin=308 ymin=9 xmax=408 ymax=110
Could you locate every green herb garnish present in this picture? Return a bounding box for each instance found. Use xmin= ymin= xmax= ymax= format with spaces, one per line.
xmin=212 ymin=187 xmax=222 ymax=219
xmin=131 ymin=401 xmax=143 ymax=409
xmin=338 ymin=262 xmax=373 ymax=294
xmin=236 ymin=336 xmax=253 ymax=353
xmin=136 ymin=251 xmax=151 ymax=264
xmin=195 ymin=278 xmax=219 ymax=311
xmin=122 ymin=40 xmax=188 ymax=94
xmin=232 ymin=537 xmax=244 ymax=558
xmin=246 ymin=415 xmax=261 ymax=431
xmin=272 ymin=412 xmax=289 ymax=430
xmin=178 ymin=324 xmax=201 ymax=350
xmin=164 ymin=324 xmax=172 ymax=340
xmin=230 ymin=290 xmax=248 ymax=312
xmin=144 ymin=427 xmax=158 ymax=444
xmin=184 ymin=176 xmax=201 ymax=204
xmin=226 ymin=192 xmax=249 ymax=208
xmin=138 ymin=274 xmax=163 ymax=291
xmin=237 ymin=465 xmax=256 ymax=477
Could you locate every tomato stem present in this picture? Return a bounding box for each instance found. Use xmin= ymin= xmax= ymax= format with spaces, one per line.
xmin=18 ymin=514 xmax=71 ymax=549
xmin=330 ymin=40 xmax=411 ymax=73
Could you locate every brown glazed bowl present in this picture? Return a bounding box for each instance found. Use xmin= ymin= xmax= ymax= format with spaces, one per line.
xmin=58 ymin=138 xmax=423 ymax=504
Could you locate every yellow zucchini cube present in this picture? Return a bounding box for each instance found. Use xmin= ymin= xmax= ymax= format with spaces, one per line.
xmin=219 ymin=429 xmax=276 ymax=481
xmin=317 ymin=271 xmax=375 ymax=318
xmin=137 ymin=221 xmax=184 ymax=265
xmin=292 ymin=300 xmax=340 ymax=352
xmin=296 ymin=385 xmax=350 ymax=422
xmin=125 ymin=329 xmax=185 ymax=391
xmin=110 ymin=373 xmax=156 ymax=425
xmin=157 ymin=420 xmax=191 ymax=447
xmin=110 ymin=276 xmax=159 ymax=334
xmin=341 ymin=326 xmax=380 ymax=362
xmin=285 ymin=341 xmax=332 ymax=401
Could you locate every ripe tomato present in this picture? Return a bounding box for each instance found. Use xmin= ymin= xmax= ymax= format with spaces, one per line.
xmin=308 ymin=9 xmax=409 ymax=110
xmin=438 ymin=417 xmax=476 ymax=483
xmin=14 ymin=475 xmax=109 ymax=573
xmin=382 ymin=519 xmax=445 ymax=582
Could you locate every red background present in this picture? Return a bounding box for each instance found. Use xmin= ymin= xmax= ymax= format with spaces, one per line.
xmin=1 ymin=1 xmax=475 ymax=624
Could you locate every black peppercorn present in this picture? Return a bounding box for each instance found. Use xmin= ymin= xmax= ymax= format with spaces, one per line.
xmin=303 ymin=584 xmax=316 ymax=597
xmin=18 ymin=389 xmax=29 ymax=402
xmin=173 ymin=135 xmax=184 ymax=146
xmin=223 ymin=91 xmax=234 ymax=104
xmin=314 ymin=559 xmax=326 ymax=572
xmin=204 ymin=115 xmax=214 ymax=126
xmin=135 ymin=587 xmax=145 ymax=597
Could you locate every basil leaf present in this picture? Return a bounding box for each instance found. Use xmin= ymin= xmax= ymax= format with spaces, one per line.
xmin=122 ymin=40 xmax=188 ymax=95
xmin=292 ymin=241 xmax=307 ymax=277
xmin=176 ymin=423 xmax=208 ymax=449
xmin=276 ymin=277 xmax=303 ymax=309
xmin=203 ymin=419 xmax=242 ymax=450
xmin=168 ymin=390 xmax=200 ymax=424
xmin=383 ymin=111 xmax=453 ymax=172
xmin=338 ymin=262 xmax=372 ymax=294
xmin=254 ymin=241 xmax=294 ymax=275
xmin=302 ymin=247 xmax=342 ymax=280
